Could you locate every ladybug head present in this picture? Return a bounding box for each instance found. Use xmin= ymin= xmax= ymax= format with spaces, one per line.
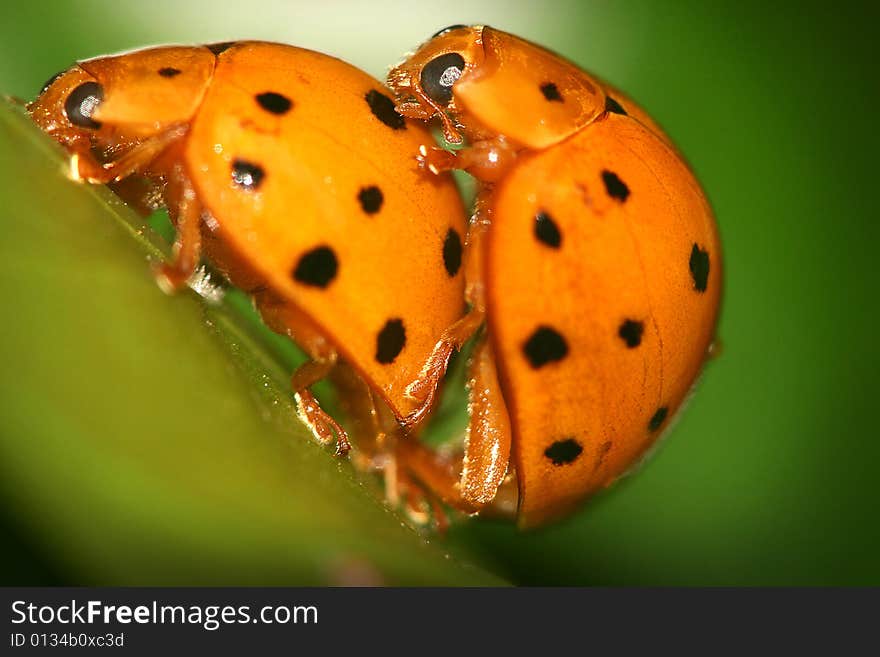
xmin=29 ymin=46 xmax=217 ymax=155
xmin=28 ymin=66 xmax=108 ymax=151
xmin=387 ymin=24 xmax=485 ymax=144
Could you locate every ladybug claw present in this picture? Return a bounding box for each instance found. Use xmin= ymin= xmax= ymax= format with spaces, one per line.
xmin=390 ymin=460 xmax=451 ymax=533
xmin=403 ymin=380 xmax=439 ymax=429
xmin=152 ymin=261 xmax=192 ymax=294
xmin=403 ymin=340 xmax=456 ymax=428
xmin=295 ymin=391 xmax=352 ymax=457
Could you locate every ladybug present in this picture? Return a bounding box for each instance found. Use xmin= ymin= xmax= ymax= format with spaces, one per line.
xmin=387 ymin=25 xmax=722 ymax=527
xmin=29 ymin=41 xmax=467 ymax=456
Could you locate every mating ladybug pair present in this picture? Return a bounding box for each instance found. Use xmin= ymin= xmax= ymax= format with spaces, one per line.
xmin=29 ymin=26 xmax=721 ymax=527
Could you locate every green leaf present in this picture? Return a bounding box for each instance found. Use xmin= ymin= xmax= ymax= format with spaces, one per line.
xmin=0 ymin=101 xmax=505 ymax=586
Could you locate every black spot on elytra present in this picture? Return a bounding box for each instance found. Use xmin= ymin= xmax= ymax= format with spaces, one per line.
xmin=443 ymin=228 xmax=462 ymax=277
xmin=544 ymin=438 xmax=583 ymax=465
xmin=523 ymin=326 xmax=568 ymax=368
xmin=64 ymin=82 xmax=103 ymax=129
xmin=689 ymin=243 xmax=710 ymax=292
xmin=206 ymin=42 xmax=236 ymax=55
xmin=255 ymin=91 xmax=292 ymax=115
xmin=365 ymin=89 xmax=406 ymax=130
xmin=601 ymin=170 xmax=630 ymax=202
xmin=540 ymin=82 xmax=563 ymax=102
xmin=534 ymin=211 xmax=562 ymax=248
xmin=158 ymin=67 xmax=181 ymax=78
xmin=605 ymin=95 xmax=627 ymax=115
xmin=231 ymin=159 xmax=265 ymax=190
xmin=293 ymin=246 xmax=338 ymax=288
xmin=648 ymin=407 xmax=668 ymax=432
xmin=618 ymin=319 xmax=644 ymax=348
xmin=357 ymin=186 xmax=383 ymax=214
xmin=376 ymin=318 xmax=406 ymax=364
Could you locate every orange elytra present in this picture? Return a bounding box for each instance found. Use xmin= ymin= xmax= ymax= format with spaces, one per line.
xmin=29 ymin=41 xmax=467 ymax=456
xmin=387 ymin=25 xmax=723 ymax=527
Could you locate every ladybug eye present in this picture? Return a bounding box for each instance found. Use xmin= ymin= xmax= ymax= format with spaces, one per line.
xmin=420 ymin=52 xmax=465 ymax=105
xmin=64 ymin=82 xmax=104 ymax=129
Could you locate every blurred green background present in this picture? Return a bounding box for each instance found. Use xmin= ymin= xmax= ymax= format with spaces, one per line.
xmin=1 ymin=1 xmax=877 ymax=585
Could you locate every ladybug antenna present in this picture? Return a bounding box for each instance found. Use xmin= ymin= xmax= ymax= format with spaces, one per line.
xmin=438 ymin=110 xmax=463 ymax=145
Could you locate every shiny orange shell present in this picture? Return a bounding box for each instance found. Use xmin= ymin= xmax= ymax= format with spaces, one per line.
xmin=36 ymin=42 xmax=468 ymax=420
xmin=479 ymin=33 xmax=720 ymax=525
xmin=186 ymin=43 xmax=466 ymax=419
xmin=391 ymin=26 xmax=722 ymax=526
xmin=488 ymin=115 xmax=721 ymax=525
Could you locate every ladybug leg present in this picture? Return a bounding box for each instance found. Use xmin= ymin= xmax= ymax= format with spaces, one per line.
xmin=250 ymin=296 xmax=351 ymax=456
xmin=459 ymin=334 xmax=513 ymax=509
xmin=329 ymin=372 xmax=452 ymax=531
xmin=108 ymin=176 xmax=164 ymax=217
xmin=296 ymin=389 xmax=351 ymax=457
xmin=403 ymin=204 xmax=491 ymax=428
xmin=326 ymin=367 xmax=455 ymax=529
xmin=64 ymin=128 xmax=198 ymax=292
xmin=154 ymin=164 xmax=202 ymax=293
xmin=406 ymin=139 xmax=517 ymax=429
xmin=291 ymin=354 xmax=352 ymax=457
xmin=394 ymin=465 xmax=452 ymax=533
xmin=330 ymin=359 xmax=491 ymax=529
xmin=327 ymin=363 xmax=396 ymax=467
xmin=402 ymin=309 xmax=483 ymax=427
xmin=327 ymin=367 xmax=450 ymax=530
xmin=67 ymin=127 xmax=185 ymax=184
xmin=417 ymin=136 xmax=518 ymax=183
xmin=398 ymin=334 xmax=513 ymax=515
xmin=416 ymin=144 xmax=457 ymax=174
xmin=395 ymin=437 xmax=467 ymax=509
